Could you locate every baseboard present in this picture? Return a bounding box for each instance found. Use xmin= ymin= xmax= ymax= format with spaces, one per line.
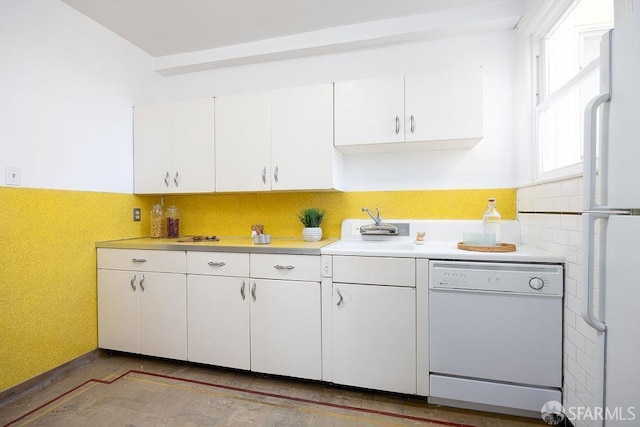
xmin=0 ymin=349 xmax=99 ymax=406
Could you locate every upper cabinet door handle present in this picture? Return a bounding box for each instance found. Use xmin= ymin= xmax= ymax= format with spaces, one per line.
xmin=174 ymin=171 xmax=180 ymax=187
xmin=273 ymin=166 xmax=279 ymax=184
xmin=410 ymin=115 xmax=416 ymax=134
xmin=262 ymin=167 xmax=267 ymax=184
xmin=395 ymin=116 xmax=400 ymax=134
xmin=164 ymin=171 xmax=170 ymax=187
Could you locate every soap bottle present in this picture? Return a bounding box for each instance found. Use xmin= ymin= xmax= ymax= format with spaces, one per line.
xmin=482 ymin=198 xmax=502 ymax=243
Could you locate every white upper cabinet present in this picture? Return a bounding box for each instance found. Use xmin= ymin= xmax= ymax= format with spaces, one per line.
xmin=334 ymin=76 xmax=405 ymax=147
xmin=215 ymin=84 xmax=343 ymax=192
xmin=134 ymin=98 xmax=215 ymax=194
xmin=215 ymin=91 xmax=271 ymax=192
xmin=270 ymin=84 xmax=340 ymax=191
xmin=335 ymin=67 xmax=483 ymax=153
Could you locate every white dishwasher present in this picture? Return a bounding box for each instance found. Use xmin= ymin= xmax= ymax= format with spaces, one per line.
xmin=428 ymin=260 xmax=563 ymax=417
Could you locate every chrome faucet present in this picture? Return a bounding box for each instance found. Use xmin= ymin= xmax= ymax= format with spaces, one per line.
xmin=360 ymin=207 xmax=398 ymax=235
xmin=362 ymin=207 xmax=383 ymax=226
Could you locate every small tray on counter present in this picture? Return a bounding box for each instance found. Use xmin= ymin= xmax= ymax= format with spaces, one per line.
xmin=457 ymin=242 xmax=517 ymax=252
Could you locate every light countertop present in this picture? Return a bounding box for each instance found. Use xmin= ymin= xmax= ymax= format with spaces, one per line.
xmin=320 ymin=239 xmax=564 ymax=263
xmin=95 ymin=236 xmax=338 ymax=255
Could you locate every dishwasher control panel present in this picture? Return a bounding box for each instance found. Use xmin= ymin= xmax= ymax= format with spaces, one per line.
xmin=429 ymin=261 xmax=563 ymax=296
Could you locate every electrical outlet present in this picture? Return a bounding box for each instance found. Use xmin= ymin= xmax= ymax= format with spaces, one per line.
xmin=133 ymin=208 xmax=141 ymax=222
xmin=5 ymin=166 xmax=21 ymax=186
xmin=351 ymin=223 xmax=362 ymax=235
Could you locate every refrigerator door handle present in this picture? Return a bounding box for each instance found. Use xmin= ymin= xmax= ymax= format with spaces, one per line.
xmin=583 ymin=93 xmax=611 ymax=211
xmin=581 ymin=212 xmax=608 ymax=332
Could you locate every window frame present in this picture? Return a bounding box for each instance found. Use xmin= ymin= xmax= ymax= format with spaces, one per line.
xmin=532 ymin=0 xmax=613 ymax=182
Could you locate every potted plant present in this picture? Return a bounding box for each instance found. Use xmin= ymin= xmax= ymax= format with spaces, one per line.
xmin=297 ymin=207 xmax=326 ymax=242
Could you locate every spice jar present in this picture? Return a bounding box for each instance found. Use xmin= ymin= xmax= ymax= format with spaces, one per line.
xmin=166 ymin=206 xmax=180 ymax=238
xmin=150 ymin=204 xmax=165 ymax=238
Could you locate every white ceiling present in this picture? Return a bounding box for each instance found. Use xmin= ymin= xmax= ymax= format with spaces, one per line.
xmin=60 ymin=0 xmax=521 ymax=57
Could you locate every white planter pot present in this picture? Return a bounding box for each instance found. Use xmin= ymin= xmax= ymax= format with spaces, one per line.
xmin=302 ymin=227 xmax=322 ymax=242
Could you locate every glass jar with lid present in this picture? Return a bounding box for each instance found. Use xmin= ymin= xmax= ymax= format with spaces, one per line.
xmin=166 ymin=206 xmax=180 ymax=238
xmin=150 ymin=204 xmax=165 ymax=238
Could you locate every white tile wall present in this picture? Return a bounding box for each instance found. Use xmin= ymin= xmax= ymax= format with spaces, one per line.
xmin=518 ymin=176 xmax=600 ymax=427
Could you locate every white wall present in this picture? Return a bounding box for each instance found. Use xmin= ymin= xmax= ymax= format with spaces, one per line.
xmin=164 ymin=30 xmax=518 ymax=191
xmin=0 ymin=0 xmax=163 ymax=193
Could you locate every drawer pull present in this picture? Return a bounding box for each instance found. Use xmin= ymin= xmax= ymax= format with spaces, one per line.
xmin=274 ymin=264 xmax=295 ymax=270
xmin=139 ymin=274 xmax=146 ymax=291
xmin=130 ymin=274 xmax=137 ymax=291
xmin=208 ymin=261 xmax=226 ymax=267
xmin=251 ymin=281 xmax=257 ymax=301
xmin=336 ymin=289 xmax=344 ymax=306
xmin=240 ymin=281 xmax=246 ymax=300
xmin=132 ymin=258 xmax=147 ymax=263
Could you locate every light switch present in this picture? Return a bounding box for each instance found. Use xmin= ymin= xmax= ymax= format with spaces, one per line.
xmin=5 ymin=166 xmax=21 ymax=186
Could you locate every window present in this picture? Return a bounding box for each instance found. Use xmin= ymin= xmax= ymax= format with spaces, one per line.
xmin=536 ymin=0 xmax=613 ymax=179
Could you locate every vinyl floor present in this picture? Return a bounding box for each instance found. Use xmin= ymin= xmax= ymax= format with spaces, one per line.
xmin=0 ymin=352 xmax=548 ymax=426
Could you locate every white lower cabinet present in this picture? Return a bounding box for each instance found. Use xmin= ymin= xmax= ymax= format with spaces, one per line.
xmin=250 ymin=279 xmax=321 ymax=380
xmin=97 ymin=267 xmax=187 ymax=360
xmin=331 ymin=256 xmax=417 ymax=394
xmin=186 ymin=251 xmax=251 ymax=369
xmin=187 ymin=275 xmax=250 ymax=369
xmin=186 ymin=252 xmax=322 ymax=380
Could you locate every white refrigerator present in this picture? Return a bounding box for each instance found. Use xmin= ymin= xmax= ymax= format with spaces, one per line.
xmin=582 ymin=8 xmax=640 ymax=427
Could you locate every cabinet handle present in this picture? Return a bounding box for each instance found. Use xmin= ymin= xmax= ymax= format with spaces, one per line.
xmin=274 ymin=264 xmax=295 ymax=270
xmin=139 ymin=274 xmax=146 ymax=291
xmin=130 ymin=274 xmax=137 ymax=291
xmin=273 ymin=166 xmax=279 ymax=184
xmin=395 ymin=116 xmax=400 ymax=134
xmin=174 ymin=171 xmax=180 ymax=187
xmin=251 ymin=281 xmax=257 ymax=301
xmin=410 ymin=115 xmax=416 ymax=134
xmin=240 ymin=280 xmax=246 ymax=300
xmin=262 ymin=167 xmax=267 ymax=184
xmin=207 ymin=261 xmax=226 ymax=267
xmin=132 ymin=258 xmax=147 ymax=263
xmin=164 ymin=171 xmax=170 ymax=187
xmin=336 ymin=289 xmax=344 ymax=306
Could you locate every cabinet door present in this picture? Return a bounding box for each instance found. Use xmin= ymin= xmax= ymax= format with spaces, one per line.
xmin=250 ymin=279 xmax=321 ymax=380
xmin=332 ymin=283 xmax=416 ymax=394
xmin=215 ymin=92 xmax=271 ymax=192
xmin=187 ymin=275 xmax=250 ymax=369
xmin=134 ymin=99 xmax=215 ymax=194
xmin=139 ymin=272 xmax=187 ymax=360
xmin=334 ymin=75 xmax=405 ymax=147
xmin=270 ymin=84 xmax=337 ymax=190
xmin=170 ymin=98 xmax=215 ymax=193
xmin=405 ymin=68 xmax=483 ymax=143
xmin=133 ymin=103 xmax=173 ymax=194
xmin=97 ymin=269 xmax=140 ymax=353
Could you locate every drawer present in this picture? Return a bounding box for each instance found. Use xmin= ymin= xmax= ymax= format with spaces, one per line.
xmin=97 ymin=248 xmax=186 ymax=273
xmin=250 ymin=254 xmax=321 ymax=282
xmin=332 ymin=256 xmax=415 ymax=287
xmin=187 ymin=251 xmax=250 ymax=277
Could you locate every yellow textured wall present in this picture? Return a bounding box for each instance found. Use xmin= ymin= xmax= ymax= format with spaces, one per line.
xmin=0 ymin=187 xmax=152 ymax=392
xmin=166 ymin=188 xmax=516 ymax=238
xmin=1 ymin=186 xmax=514 ymax=393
